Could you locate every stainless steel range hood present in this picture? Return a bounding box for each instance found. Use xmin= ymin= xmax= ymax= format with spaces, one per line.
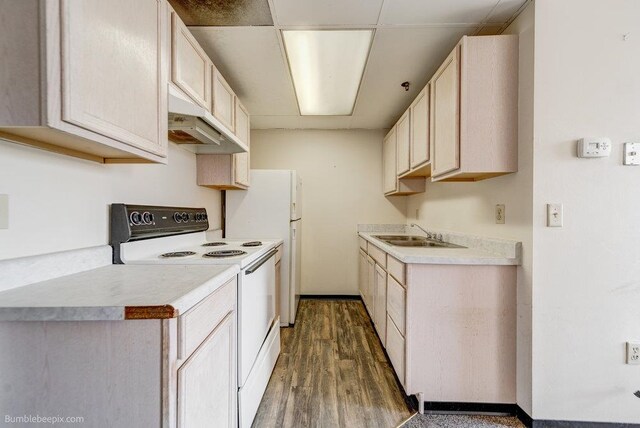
xmin=167 ymin=86 xmax=248 ymax=154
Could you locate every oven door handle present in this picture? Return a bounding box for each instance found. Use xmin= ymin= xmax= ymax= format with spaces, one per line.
xmin=245 ymin=248 xmax=278 ymax=275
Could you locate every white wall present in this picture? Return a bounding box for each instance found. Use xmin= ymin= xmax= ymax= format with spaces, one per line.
xmin=250 ymin=129 xmax=407 ymax=295
xmin=0 ymin=140 xmax=221 ymax=260
xmin=406 ymin=4 xmax=536 ymax=415
xmin=531 ymin=0 xmax=640 ymax=423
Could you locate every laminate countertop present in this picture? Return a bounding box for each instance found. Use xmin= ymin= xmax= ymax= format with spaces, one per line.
xmin=359 ymin=232 xmax=521 ymax=266
xmin=0 ymin=264 xmax=240 ymax=321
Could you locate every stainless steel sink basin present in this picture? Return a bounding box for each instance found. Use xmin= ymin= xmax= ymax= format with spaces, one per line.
xmin=373 ymin=235 xmax=466 ymax=249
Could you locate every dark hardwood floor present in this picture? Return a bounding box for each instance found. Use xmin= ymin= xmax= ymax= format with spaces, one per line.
xmin=252 ymin=299 xmax=415 ymax=428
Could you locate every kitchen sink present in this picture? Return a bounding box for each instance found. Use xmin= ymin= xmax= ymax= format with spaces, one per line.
xmin=373 ymin=235 xmax=466 ymax=249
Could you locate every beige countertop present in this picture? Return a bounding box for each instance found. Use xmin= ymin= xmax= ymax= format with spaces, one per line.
xmin=0 ymin=264 xmax=240 ymax=321
xmin=359 ymin=230 xmax=521 ymax=266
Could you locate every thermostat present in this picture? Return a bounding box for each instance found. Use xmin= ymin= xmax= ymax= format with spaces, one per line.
xmin=577 ymin=137 xmax=611 ymax=158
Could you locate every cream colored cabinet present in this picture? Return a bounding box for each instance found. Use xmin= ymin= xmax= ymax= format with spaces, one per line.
xmin=233 ymin=100 xmax=250 ymax=188
xmin=383 ymin=124 xmax=425 ymax=196
xmin=0 ymin=0 xmax=168 ymax=163
xmin=170 ymin=11 xmax=211 ymax=110
xmin=212 ymin=67 xmax=236 ymax=133
xmin=366 ymin=255 xmax=376 ymax=315
xmin=431 ymin=46 xmax=461 ymax=178
xmin=430 ymin=35 xmax=518 ymax=182
xmin=409 ymin=85 xmax=431 ymax=174
xmin=178 ymin=313 xmax=236 ymax=428
xmin=396 ymin=109 xmax=411 ymax=175
xmin=358 ymin=249 xmax=368 ymax=303
xmin=383 ymin=127 xmax=398 ymax=194
xmin=374 ymin=264 xmax=387 ymax=346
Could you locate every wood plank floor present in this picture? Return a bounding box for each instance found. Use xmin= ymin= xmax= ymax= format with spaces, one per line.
xmin=252 ymin=299 xmax=415 ymax=428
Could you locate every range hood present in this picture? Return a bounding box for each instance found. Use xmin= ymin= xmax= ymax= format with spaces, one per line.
xmin=167 ymin=86 xmax=248 ymax=154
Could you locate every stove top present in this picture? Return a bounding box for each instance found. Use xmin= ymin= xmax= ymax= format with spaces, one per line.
xmin=241 ymin=241 xmax=263 ymax=247
xmin=159 ymin=251 xmax=197 ymax=258
xmin=203 ymin=250 xmax=248 ymax=258
xmin=202 ymin=242 xmax=227 ymax=247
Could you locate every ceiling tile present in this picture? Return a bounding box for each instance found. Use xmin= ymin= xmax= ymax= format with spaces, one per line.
xmin=189 ymin=27 xmax=299 ymax=116
xmin=169 ymin=0 xmax=273 ymax=26
xmin=379 ymin=0 xmax=499 ymax=25
xmin=251 ymin=115 xmax=353 ymax=129
xmin=352 ymin=26 xmax=476 ymax=129
xmin=486 ymin=0 xmax=528 ymax=23
xmin=272 ymin=0 xmax=383 ymax=26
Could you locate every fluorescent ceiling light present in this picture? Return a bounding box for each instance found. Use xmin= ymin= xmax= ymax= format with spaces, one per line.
xmin=282 ymin=30 xmax=373 ymax=116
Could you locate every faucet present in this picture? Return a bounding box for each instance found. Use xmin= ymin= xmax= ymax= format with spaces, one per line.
xmin=410 ymin=223 xmax=431 ymax=238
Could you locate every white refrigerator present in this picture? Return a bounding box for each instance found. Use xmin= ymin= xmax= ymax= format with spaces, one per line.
xmin=225 ymin=170 xmax=302 ymax=325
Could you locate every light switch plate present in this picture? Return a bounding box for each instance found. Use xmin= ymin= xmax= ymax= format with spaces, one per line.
xmin=623 ymin=142 xmax=640 ymax=166
xmin=547 ymin=203 xmax=563 ymax=227
xmin=0 ymin=194 xmax=8 ymax=229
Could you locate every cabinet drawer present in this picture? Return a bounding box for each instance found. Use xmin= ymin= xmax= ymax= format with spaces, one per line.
xmin=386 ymin=255 xmax=405 ymax=285
xmin=275 ymin=244 xmax=283 ymax=264
xmin=386 ymin=314 xmax=405 ymax=387
xmin=179 ymin=277 xmax=237 ymax=359
xmin=368 ymin=244 xmax=386 ymax=269
xmin=358 ymin=237 xmax=367 ymax=251
xmin=386 ymin=275 xmax=406 ymax=336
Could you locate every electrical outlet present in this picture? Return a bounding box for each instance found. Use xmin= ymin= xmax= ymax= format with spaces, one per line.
xmin=547 ymin=203 xmax=563 ymax=227
xmin=627 ymin=342 xmax=640 ymax=365
xmin=495 ymin=204 xmax=505 ymax=224
xmin=0 ymin=194 xmax=7 ymax=229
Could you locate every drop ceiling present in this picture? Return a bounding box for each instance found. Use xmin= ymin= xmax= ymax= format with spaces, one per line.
xmin=185 ymin=0 xmax=529 ymax=130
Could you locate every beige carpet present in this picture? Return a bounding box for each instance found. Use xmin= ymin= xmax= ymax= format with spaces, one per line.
xmin=401 ymin=413 xmax=525 ymax=428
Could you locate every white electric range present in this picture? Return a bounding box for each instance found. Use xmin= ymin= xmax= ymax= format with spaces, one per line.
xmin=110 ymin=204 xmax=281 ymax=428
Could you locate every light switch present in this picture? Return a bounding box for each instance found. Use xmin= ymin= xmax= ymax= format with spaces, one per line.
xmin=547 ymin=203 xmax=562 ymax=227
xmin=0 ymin=194 xmax=8 ymax=229
xmin=623 ymin=142 xmax=640 ymax=166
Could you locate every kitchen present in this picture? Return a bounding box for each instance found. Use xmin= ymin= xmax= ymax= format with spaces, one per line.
xmin=0 ymin=0 xmax=639 ymax=427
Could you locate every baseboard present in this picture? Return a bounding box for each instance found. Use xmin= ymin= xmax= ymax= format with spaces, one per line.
xmin=531 ymin=420 xmax=640 ymax=428
xmin=299 ymin=294 xmax=362 ymax=300
xmin=423 ymin=401 xmax=516 ymax=415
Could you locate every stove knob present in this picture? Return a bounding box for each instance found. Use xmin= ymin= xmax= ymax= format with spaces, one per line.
xmin=129 ymin=211 xmax=142 ymax=225
xmin=142 ymin=212 xmax=153 ymax=225
xmin=195 ymin=213 xmax=202 ymax=222
xmin=181 ymin=212 xmax=189 ymax=222
xmin=203 ymin=213 xmax=208 ymax=221
xmin=173 ymin=212 xmax=182 ymax=223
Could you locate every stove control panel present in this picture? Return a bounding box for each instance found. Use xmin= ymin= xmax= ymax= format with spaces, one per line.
xmin=110 ymin=204 xmax=209 ymax=247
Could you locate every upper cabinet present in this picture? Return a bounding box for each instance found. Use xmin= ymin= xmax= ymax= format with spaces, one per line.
xmin=409 ymin=85 xmax=430 ymax=174
xmin=212 ymin=67 xmax=236 ymax=133
xmin=431 ymin=36 xmax=518 ymax=182
xmin=383 ymin=126 xmax=424 ymax=196
xmin=0 ymin=0 xmax=168 ymax=163
xmin=233 ymin=100 xmax=251 ymax=188
xmin=396 ymin=109 xmax=411 ymax=176
xmin=170 ymin=11 xmax=211 ymax=110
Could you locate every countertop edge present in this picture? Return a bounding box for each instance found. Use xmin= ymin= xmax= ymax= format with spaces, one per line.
xmin=359 ymin=232 xmax=521 ymax=266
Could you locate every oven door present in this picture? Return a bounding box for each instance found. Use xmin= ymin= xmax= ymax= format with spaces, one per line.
xmin=238 ymin=248 xmax=277 ymax=387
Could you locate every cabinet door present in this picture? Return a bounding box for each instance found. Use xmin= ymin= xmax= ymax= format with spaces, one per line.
xmin=358 ymin=249 xmax=367 ymax=301
xmin=396 ymin=109 xmax=411 ymax=175
xmin=233 ymin=100 xmax=250 ymax=187
xmin=366 ymin=256 xmax=376 ymax=314
xmin=60 ymin=0 xmax=166 ymax=156
xmin=383 ymin=126 xmax=398 ymax=194
xmin=431 ymin=46 xmax=461 ymax=177
xmin=374 ymin=264 xmax=387 ymax=346
xmin=410 ymin=85 xmax=430 ymax=168
xmin=212 ymin=67 xmax=236 ymax=132
xmin=171 ymin=12 xmax=211 ymax=110
xmin=178 ymin=312 xmax=237 ymax=428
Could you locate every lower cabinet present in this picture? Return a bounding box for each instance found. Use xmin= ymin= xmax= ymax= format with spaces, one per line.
xmin=357 ymin=235 xmax=517 ymax=406
xmin=374 ymin=264 xmax=387 ymax=346
xmin=178 ymin=313 xmax=236 ymax=428
xmin=0 ymin=277 xmax=239 ymax=428
xmin=358 ymin=249 xmax=367 ymax=302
